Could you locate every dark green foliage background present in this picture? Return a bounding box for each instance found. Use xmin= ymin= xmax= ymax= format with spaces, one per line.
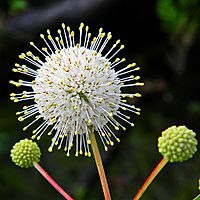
xmin=0 ymin=0 xmax=199 ymax=199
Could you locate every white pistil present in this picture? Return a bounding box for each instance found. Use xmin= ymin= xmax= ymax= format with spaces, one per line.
xmin=96 ymin=123 xmax=108 ymax=151
xmin=110 ymin=58 xmax=126 ymax=69
xmin=30 ymin=42 xmax=47 ymax=57
xmin=115 ymin=113 xmax=134 ymax=127
xmin=23 ymin=116 xmax=41 ymax=131
xmin=104 ymin=39 xmax=120 ymax=58
xmin=108 ymin=45 xmax=124 ymax=61
xmin=101 ymin=126 xmax=114 ymax=145
xmin=40 ymin=34 xmax=54 ymax=54
xmin=18 ymin=110 xmax=38 ymax=122
xmin=117 ymin=66 xmax=140 ymax=76
xmin=62 ymin=23 xmax=69 ymax=48
xmin=104 ymin=124 xmax=120 ymax=143
xmin=98 ymin=32 xmax=112 ymax=54
xmin=121 ymin=82 xmax=144 ymax=87
xmin=47 ymin=30 xmax=58 ymax=51
xmin=58 ymin=134 xmax=65 ymax=150
xmin=67 ymin=26 xmax=72 ymax=47
xmin=79 ymin=22 xmax=84 ymax=47
xmin=20 ymin=55 xmax=41 ymax=68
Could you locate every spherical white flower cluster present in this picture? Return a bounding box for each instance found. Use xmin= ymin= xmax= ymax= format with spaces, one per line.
xmin=10 ymin=23 xmax=143 ymax=157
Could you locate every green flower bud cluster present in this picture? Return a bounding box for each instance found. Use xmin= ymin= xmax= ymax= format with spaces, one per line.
xmin=158 ymin=125 xmax=198 ymax=163
xmin=11 ymin=138 xmax=41 ymax=168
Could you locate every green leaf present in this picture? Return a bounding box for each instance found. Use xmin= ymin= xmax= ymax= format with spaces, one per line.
xmin=193 ymin=194 xmax=200 ymax=200
xmin=9 ymin=0 xmax=28 ymax=14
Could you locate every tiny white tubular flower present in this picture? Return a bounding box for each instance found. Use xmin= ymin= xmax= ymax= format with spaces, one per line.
xmin=10 ymin=23 xmax=143 ymax=157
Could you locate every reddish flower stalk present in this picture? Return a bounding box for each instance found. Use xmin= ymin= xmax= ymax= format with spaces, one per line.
xmin=33 ymin=162 xmax=74 ymax=200
xmin=133 ymin=158 xmax=168 ymax=200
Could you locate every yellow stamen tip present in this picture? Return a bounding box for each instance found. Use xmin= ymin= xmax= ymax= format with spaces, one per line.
xmin=48 ymin=35 xmax=52 ymax=40
xmin=31 ymin=135 xmax=36 ymax=139
xmin=23 ymin=127 xmax=27 ymax=131
xmin=10 ymin=93 xmax=15 ymax=96
xmin=116 ymin=39 xmax=120 ymax=44
xmin=116 ymin=138 xmax=120 ymax=142
xmin=109 ymin=112 xmax=113 ymax=117
xmin=88 ymin=119 xmax=92 ymax=125
xmin=88 ymin=152 xmax=91 ymax=157
xmin=19 ymin=55 xmax=24 ymax=59
xmin=85 ymin=26 xmax=89 ymax=31
xmin=100 ymin=98 xmax=104 ymax=102
xmin=87 ymin=140 xmax=91 ymax=144
xmin=67 ymin=26 xmax=70 ymax=32
xmin=36 ymin=136 xmax=41 ymax=140
xmin=48 ymin=147 xmax=53 ymax=152
xmin=71 ymin=31 xmax=75 ymax=36
xmin=40 ymin=34 xmax=44 ymax=38
xmin=48 ymin=132 xmax=52 ymax=136
xmin=135 ymin=67 xmax=140 ymax=70
xmin=18 ymin=116 xmax=24 ymax=122
xmin=115 ymin=58 xmax=120 ymax=62
xmin=135 ymin=93 xmax=142 ymax=97
xmin=132 ymin=63 xmax=136 ymax=67
xmin=12 ymin=68 xmax=18 ymax=72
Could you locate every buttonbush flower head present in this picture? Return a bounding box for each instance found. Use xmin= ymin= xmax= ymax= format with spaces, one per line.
xmin=158 ymin=125 xmax=198 ymax=162
xmin=10 ymin=23 xmax=143 ymax=156
xmin=199 ymin=179 xmax=200 ymax=190
xmin=11 ymin=138 xmax=41 ymax=168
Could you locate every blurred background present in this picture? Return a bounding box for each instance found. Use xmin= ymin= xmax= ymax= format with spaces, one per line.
xmin=0 ymin=0 xmax=199 ymax=199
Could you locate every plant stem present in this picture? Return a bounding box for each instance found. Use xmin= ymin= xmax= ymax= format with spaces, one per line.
xmin=90 ymin=128 xmax=112 ymax=200
xmin=33 ymin=162 xmax=74 ymax=200
xmin=193 ymin=194 xmax=200 ymax=200
xmin=133 ymin=157 xmax=168 ymax=200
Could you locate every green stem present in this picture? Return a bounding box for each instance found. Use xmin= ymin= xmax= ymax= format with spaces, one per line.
xmin=90 ymin=128 xmax=112 ymax=200
xmin=133 ymin=157 xmax=168 ymax=200
xmin=193 ymin=194 xmax=200 ymax=200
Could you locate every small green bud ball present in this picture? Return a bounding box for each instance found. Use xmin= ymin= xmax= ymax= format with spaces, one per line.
xmin=158 ymin=125 xmax=198 ymax=163
xmin=11 ymin=138 xmax=41 ymax=168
